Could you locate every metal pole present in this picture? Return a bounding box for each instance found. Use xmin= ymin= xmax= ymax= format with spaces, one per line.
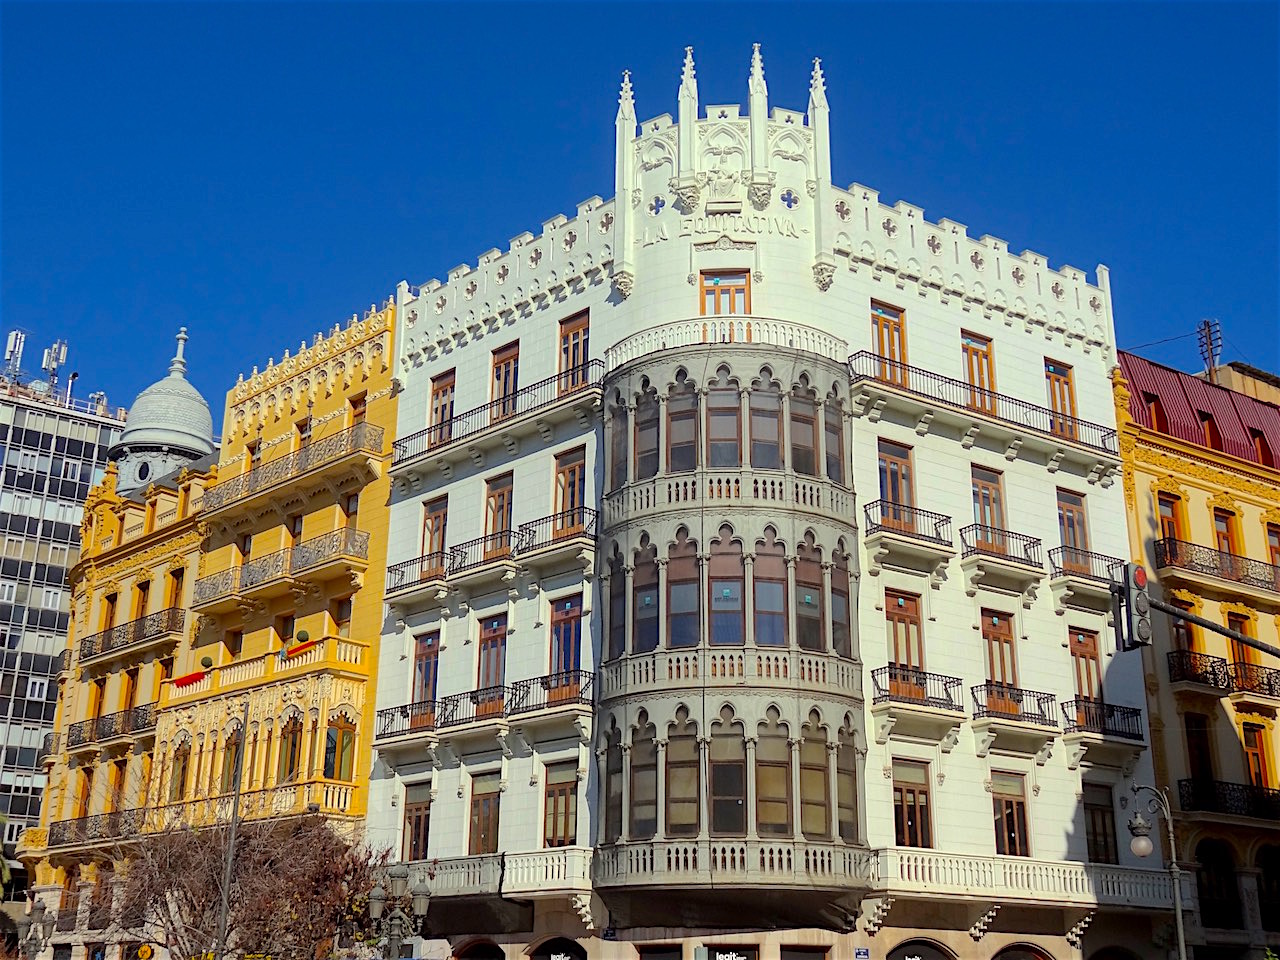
xmin=1165 ymin=804 xmax=1188 ymax=960
xmin=1149 ymin=595 xmax=1280 ymax=660
xmin=212 ymin=698 xmax=251 ymax=960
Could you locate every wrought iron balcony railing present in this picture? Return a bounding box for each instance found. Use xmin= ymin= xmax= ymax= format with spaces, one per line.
xmin=378 ymin=673 xmax=593 ymax=739
xmin=1179 ymin=778 xmax=1280 ymax=822
xmin=240 ymin=547 xmax=293 ymax=592
xmin=509 ymin=671 xmax=594 ymax=714
xmin=450 ymin=532 xmax=516 ymax=575
xmin=203 ymin=422 xmax=384 ymax=512
xmin=193 ymin=566 xmax=240 ymax=606
xmin=1061 ymin=699 xmax=1145 ymax=740
xmin=38 ymin=732 xmax=58 ymax=764
xmin=871 ymin=665 xmax=964 ymax=712
xmin=48 ymin=808 xmax=145 ymax=847
xmin=66 ymin=718 xmax=96 ymax=750
xmin=64 ymin=702 xmax=158 ymax=746
xmin=55 ymin=648 xmax=70 ymax=673
xmin=848 ymin=351 xmax=1119 ymax=454
xmin=864 ymin=501 xmax=952 ymax=546
xmin=515 ymin=508 xmax=598 ymax=554
xmin=385 ymin=551 xmax=457 ymax=597
xmin=393 ymin=361 xmax=604 ymax=466
xmin=1048 ymin=546 xmax=1125 ymax=583
xmin=290 ymin=528 xmax=370 ymax=573
xmin=437 ymin=684 xmax=511 ymax=726
xmin=1228 ymin=660 xmax=1280 ymax=699
xmin=1154 ymin=537 xmax=1280 ymax=594
xmin=79 ymin=608 xmax=185 ymax=662
xmin=960 ymin=524 xmax=1044 ymax=567
xmin=376 ymin=699 xmax=439 ymax=739
xmin=1166 ymin=650 xmax=1232 ymax=690
xmin=971 ymin=683 xmax=1058 ymax=725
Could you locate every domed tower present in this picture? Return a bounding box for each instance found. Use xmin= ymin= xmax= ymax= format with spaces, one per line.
xmin=110 ymin=327 xmax=216 ymax=495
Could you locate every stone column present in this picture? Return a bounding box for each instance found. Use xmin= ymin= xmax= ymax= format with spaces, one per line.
xmin=594 ymin=748 xmax=608 ymax=846
xmin=695 ymin=386 xmax=708 ymax=470
xmin=742 ymin=553 xmax=756 ymax=649
xmin=655 ymin=739 xmax=668 ymax=837
xmin=786 ymin=555 xmax=798 ymax=650
xmin=821 ymin=559 xmax=835 ymax=655
xmin=655 ymin=558 xmax=668 ymax=652
xmin=814 ymin=397 xmax=828 ymax=482
xmin=789 ymin=738 xmax=803 ymax=839
xmin=780 ymin=391 xmax=793 ymax=470
xmin=745 ymin=737 xmax=759 ymax=841
xmin=826 ymin=741 xmax=840 ymax=840
xmin=698 ymin=551 xmax=710 ymax=650
xmin=697 ymin=736 xmax=711 ymax=841
xmin=656 ymin=396 xmax=668 ymax=475
xmin=622 ymin=564 xmax=635 ymax=656
xmin=620 ymin=743 xmax=632 ymax=843
xmin=738 ymin=387 xmax=752 ymax=470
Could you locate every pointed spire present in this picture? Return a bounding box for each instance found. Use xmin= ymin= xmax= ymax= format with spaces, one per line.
xmin=749 ymin=42 xmax=767 ymax=96
xmin=617 ymin=70 xmax=635 ymax=120
xmin=681 ymin=46 xmax=696 ymax=90
xmin=809 ymin=58 xmax=828 ymax=109
xmin=168 ymin=327 xmax=189 ymax=378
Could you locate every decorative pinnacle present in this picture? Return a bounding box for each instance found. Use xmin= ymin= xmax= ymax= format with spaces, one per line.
xmin=168 ymin=327 xmax=189 ymax=378
xmin=810 ymin=57 xmax=828 ymax=102
xmin=681 ymin=46 xmax=696 ymax=86
xmin=618 ymin=69 xmax=634 ymax=113
xmin=750 ymin=43 xmax=766 ymax=88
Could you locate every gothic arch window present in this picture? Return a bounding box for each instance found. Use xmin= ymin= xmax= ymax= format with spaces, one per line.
xmin=633 ymin=537 xmax=659 ymax=654
xmin=710 ymin=706 xmax=746 ymax=837
xmin=604 ymin=723 xmax=623 ymax=843
xmin=630 ymin=713 xmax=657 ymax=840
xmin=609 ymin=391 xmax=629 ymax=491
xmin=790 ymin=379 xmax=819 ymax=476
xmin=666 ymin=708 xmax=699 ymax=837
xmin=668 ymin=529 xmax=700 ymax=649
xmin=832 ymin=543 xmax=853 ymax=658
xmin=634 ymin=385 xmax=659 ymax=480
xmin=709 ymin=527 xmax=744 ymax=647
xmin=220 ymin=725 xmax=243 ymax=794
xmin=754 ymin=529 xmax=788 ymax=647
xmin=324 ymin=712 xmax=357 ymax=782
xmin=169 ymin=740 xmax=191 ymax=802
xmin=607 ymin=547 xmax=626 ymax=661
xmin=277 ymin=715 xmax=304 ymax=784
xmin=750 ymin=373 xmax=783 ymax=469
xmin=837 ymin=720 xmax=859 ymax=842
xmin=796 ymin=533 xmax=825 ymax=652
xmin=667 ymin=372 xmax=699 ymax=473
xmin=800 ymin=711 xmax=831 ymax=839
xmin=706 ymin=369 xmax=741 ymax=468
xmin=824 ymin=387 xmax=845 ymax=484
xmin=756 ymin=708 xmax=792 ymax=837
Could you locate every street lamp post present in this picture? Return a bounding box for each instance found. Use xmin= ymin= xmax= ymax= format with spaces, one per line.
xmin=15 ymin=899 xmax=55 ymax=960
xmin=1127 ymin=783 xmax=1189 ymax=960
xmin=367 ymin=863 xmax=430 ymax=960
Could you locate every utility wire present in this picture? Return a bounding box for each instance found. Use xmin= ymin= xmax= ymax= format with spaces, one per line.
xmin=1123 ymin=330 xmax=1197 ymax=351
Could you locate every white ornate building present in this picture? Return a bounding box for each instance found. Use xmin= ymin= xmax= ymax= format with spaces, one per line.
xmin=370 ymin=48 xmax=1183 ymax=960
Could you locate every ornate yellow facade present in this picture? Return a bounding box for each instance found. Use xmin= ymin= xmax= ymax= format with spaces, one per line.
xmin=1116 ymin=352 xmax=1280 ymax=950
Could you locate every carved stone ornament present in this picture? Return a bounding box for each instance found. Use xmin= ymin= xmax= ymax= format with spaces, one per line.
xmin=613 ymin=270 xmax=634 ymax=299
xmin=813 ymin=261 xmax=835 ymax=292
xmin=669 ymin=177 xmax=700 ymax=210
xmin=748 ymin=179 xmax=774 ymax=211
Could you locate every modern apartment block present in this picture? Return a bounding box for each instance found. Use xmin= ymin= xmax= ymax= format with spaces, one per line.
xmin=0 ymin=354 xmax=125 ymax=910
xmin=369 ymin=49 xmax=1178 ymax=960
xmin=1118 ymin=352 xmax=1280 ymax=958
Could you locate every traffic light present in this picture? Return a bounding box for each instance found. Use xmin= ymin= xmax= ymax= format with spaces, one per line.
xmin=1124 ymin=562 xmax=1153 ymax=648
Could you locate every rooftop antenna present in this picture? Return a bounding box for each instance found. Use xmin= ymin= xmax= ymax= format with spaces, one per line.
xmin=4 ymin=331 xmax=26 ymax=383
xmin=1197 ymin=318 xmax=1222 ymax=384
xmin=41 ymin=339 xmax=68 ymax=397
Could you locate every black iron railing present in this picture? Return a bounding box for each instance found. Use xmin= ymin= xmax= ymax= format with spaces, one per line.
xmin=56 ymin=648 xmax=71 ymax=673
xmin=240 ymin=548 xmax=292 ymax=591
xmin=376 ymin=700 xmax=439 ymax=738
xmin=1167 ymin=650 xmax=1232 ymax=689
xmin=871 ymin=666 xmax=964 ymax=712
xmin=48 ymin=808 xmax=145 ymax=847
xmin=1179 ymin=778 xmax=1280 ymax=822
xmin=1155 ymin=537 xmax=1280 ymax=594
xmin=848 ymin=351 xmax=1118 ymax=454
xmin=204 ymin=422 xmax=384 ymax=511
xmin=436 ymin=685 xmax=511 ymax=726
xmin=864 ymin=501 xmax=952 ymax=545
xmin=193 ymin=567 xmax=240 ymax=606
xmin=291 ymin=528 xmax=370 ymax=573
xmin=79 ymin=608 xmax=185 ymax=662
xmin=510 ymin=671 xmax=594 ymax=714
xmin=129 ymin=701 xmax=157 ymax=733
xmin=1048 ymin=546 xmax=1125 ymax=583
xmin=66 ymin=718 xmax=96 ymax=750
xmin=38 ymin=732 xmax=58 ymax=764
xmin=385 ymin=551 xmax=457 ymax=597
xmin=450 ymin=532 xmax=517 ymax=575
xmin=971 ymin=683 xmax=1058 ymax=725
xmin=1061 ymin=699 xmax=1145 ymax=740
xmin=1228 ymin=661 xmax=1280 ymax=699
xmin=959 ymin=524 xmax=1043 ymax=567
xmin=516 ymin=508 xmax=598 ymax=554
xmin=393 ymin=361 xmax=604 ymax=466
xmin=65 ymin=703 xmax=157 ymax=745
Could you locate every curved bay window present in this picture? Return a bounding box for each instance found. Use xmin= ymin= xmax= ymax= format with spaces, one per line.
xmin=837 ymin=725 xmax=858 ymax=842
xmin=324 ymin=713 xmax=356 ymax=782
xmin=796 ymin=536 xmax=825 ymax=652
xmin=832 ymin=548 xmax=853 ymax=658
xmin=706 ymin=373 xmax=741 ymax=467
xmin=667 ymin=377 xmax=699 ymax=473
xmin=750 ymin=378 xmax=783 ymax=469
xmin=790 ymin=387 xmax=818 ymax=477
xmin=709 ymin=529 xmax=745 ymax=646
xmin=604 ymin=725 xmax=623 ymax=843
xmin=754 ymin=530 xmax=788 ymax=647
xmin=631 ymin=717 xmax=658 ymax=840
xmin=610 ymin=400 xmax=629 ymax=490
xmin=710 ymin=711 xmax=747 ymax=837
xmin=824 ymin=395 xmax=845 ymax=484
xmin=800 ymin=716 xmax=830 ymax=839
xmin=668 ymin=531 xmax=700 ymax=649
xmin=608 ymin=551 xmax=626 ymax=660
xmin=633 ymin=539 xmax=659 ymax=654
xmin=277 ymin=716 xmax=304 ymax=784
xmin=666 ymin=709 xmax=700 ymax=837
xmin=635 ymin=389 xmax=659 ymax=480
xmin=220 ymin=727 xmax=243 ymax=794
xmin=169 ymin=741 xmax=190 ymax=802
xmin=756 ymin=711 xmax=792 ymax=837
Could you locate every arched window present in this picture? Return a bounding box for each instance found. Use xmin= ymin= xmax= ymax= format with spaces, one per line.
xmin=633 ymin=538 xmax=659 ymax=654
xmin=750 ymin=377 xmax=782 ymax=469
xmin=668 ymin=530 xmax=700 ymax=649
xmin=837 ymin=723 xmax=858 ymax=842
xmin=887 ymin=942 xmax=954 ymax=960
xmin=709 ymin=529 xmax=744 ymax=646
xmin=706 ymin=372 xmax=741 ymax=468
xmin=790 ymin=385 xmax=818 ymax=476
xmin=832 ymin=546 xmax=853 ymax=658
xmin=610 ymin=399 xmax=629 ymax=490
xmin=710 ymin=708 xmax=746 ymax=837
xmin=277 ymin=716 xmax=304 ymax=784
xmin=1196 ymin=838 xmax=1242 ymax=929
xmin=796 ymin=535 xmax=825 ymax=652
xmin=990 ymin=947 xmax=1055 ymax=960
xmin=754 ymin=530 xmax=788 ymax=647
xmin=630 ymin=716 xmax=657 ymax=840
xmin=1257 ymin=845 xmax=1280 ymax=932
xmin=634 ymin=389 xmax=659 ymax=480
xmin=604 ymin=726 xmax=623 ymax=843
xmin=220 ymin=727 xmax=243 ymax=794
xmin=169 ymin=741 xmax=190 ymax=802
xmin=324 ymin=714 xmax=357 ymax=781
xmin=607 ymin=550 xmax=626 ymax=661
xmin=667 ymin=376 xmax=699 ymax=473
xmin=800 ymin=714 xmax=830 ymax=839
xmin=756 ymin=710 xmax=792 ymax=837
xmin=824 ymin=393 xmax=845 ymax=484
xmin=666 ymin=709 xmax=699 ymax=837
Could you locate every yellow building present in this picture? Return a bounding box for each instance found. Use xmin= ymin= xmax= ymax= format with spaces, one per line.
xmin=18 ymin=305 xmax=397 ymax=959
xmin=1117 ymin=350 xmax=1280 ymax=957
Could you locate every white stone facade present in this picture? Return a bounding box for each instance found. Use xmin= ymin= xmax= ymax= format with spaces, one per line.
xmin=371 ymin=47 xmax=1178 ymax=960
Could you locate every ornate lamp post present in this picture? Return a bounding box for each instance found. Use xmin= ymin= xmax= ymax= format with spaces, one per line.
xmin=367 ymin=863 xmax=430 ymax=960
xmin=15 ymin=899 xmax=55 ymax=960
xmin=1127 ymin=783 xmax=1188 ymax=960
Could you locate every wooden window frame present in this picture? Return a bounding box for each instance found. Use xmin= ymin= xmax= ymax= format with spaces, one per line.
xmin=892 ymin=759 xmax=932 ymax=848
xmin=795 ymin=541 xmax=825 ymax=652
xmin=1083 ymin=782 xmax=1118 ymax=864
xmin=1243 ymin=723 xmax=1272 ymax=788
xmin=699 ymin=270 xmax=751 ymax=316
xmin=634 ymin=393 xmax=660 ymax=480
xmin=667 ymin=537 xmax=700 ymax=649
xmin=629 ymin=728 xmax=657 ymax=840
xmin=872 ymin=301 xmax=908 ymax=385
xmin=550 ymin=594 xmax=583 ymax=690
xmin=323 ymin=715 xmax=357 ymax=782
xmin=665 ymin=720 xmax=700 ymax=837
xmin=403 ymin=785 xmax=431 ymax=862
xmin=1070 ymin=627 xmax=1102 ymax=701
xmin=755 ymin=721 xmax=793 ymax=838
xmin=632 ymin=549 xmax=659 ymax=654
xmin=789 ymin=391 xmax=818 ymax=477
xmin=277 ymin=716 xmax=304 ymax=783
xmin=468 ymin=774 xmax=501 ymax=855
xmin=554 ymin=448 xmax=587 ymax=534
xmin=991 ymin=771 xmax=1030 ymax=857
xmin=429 ymin=369 xmax=456 ymax=445
xmin=709 ymin=728 xmax=747 ymax=837
xmin=543 ymin=761 xmax=578 ymax=847
xmin=1158 ymin=494 xmax=1183 ymax=541
xmin=753 ymin=536 xmax=788 ymax=648
xmin=706 ymin=383 xmax=742 ymax=468
xmin=477 ymin=615 xmax=508 ymax=710
xmin=749 ymin=383 xmax=783 ymax=469
xmin=799 ymin=734 xmax=830 ymax=839
xmin=708 ymin=536 xmax=745 ymax=647
xmin=484 ymin=473 xmax=514 ymax=557
xmin=666 ymin=383 xmax=699 ymax=473
xmin=558 ymin=312 xmax=590 ymax=394
xmin=490 ymin=342 xmax=520 ymax=422
xmin=1045 ymin=357 xmax=1078 ymax=439
xmin=961 ymin=330 xmax=997 ymax=414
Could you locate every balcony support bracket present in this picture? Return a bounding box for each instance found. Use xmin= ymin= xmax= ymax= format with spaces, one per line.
xmin=969 ymin=904 xmax=1001 ymax=941
xmin=858 ymin=895 xmax=894 ymax=936
xmin=1066 ymin=910 xmax=1095 ymax=948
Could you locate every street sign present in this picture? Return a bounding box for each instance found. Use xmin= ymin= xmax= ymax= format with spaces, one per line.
xmin=855 ymin=950 xmax=870 ymax=960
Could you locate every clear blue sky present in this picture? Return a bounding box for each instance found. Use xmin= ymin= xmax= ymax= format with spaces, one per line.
xmin=2 ymin=2 xmax=1276 ymax=416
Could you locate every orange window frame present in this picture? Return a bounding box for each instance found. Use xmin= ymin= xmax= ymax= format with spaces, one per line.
xmin=699 ymin=271 xmax=751 ymax=316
